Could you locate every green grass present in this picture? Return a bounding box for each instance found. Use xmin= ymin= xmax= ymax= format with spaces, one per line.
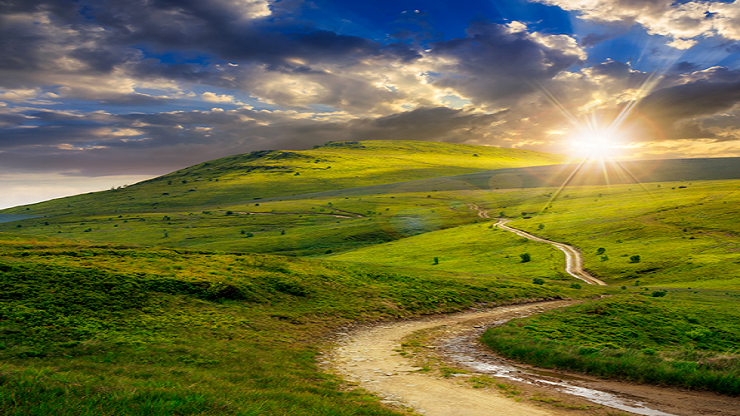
xmin=481 ymin=292 xmax=740 ymax=395
xmin=0 ymin=193 xmax=483 ymax=256
xmin=1 ymin=140 xmax=565 ymax=217
xmin=469 ymin=179 xmax=740 ymax=289
xmin=328 ymin=219 xmax=570 ymax=280
xmin=0 ymin=232 xmax=603 ymax=415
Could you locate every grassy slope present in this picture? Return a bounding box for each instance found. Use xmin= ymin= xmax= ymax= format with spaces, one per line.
xmin=0 ymin=233 xmax=604 ymax=415
xmin=481 ymin=291 xmax=740 ymax=395
xmin=1 ymin=140 xmax=566 ymax=217
xmin=468 ymin=179 xmax=740 ymax=289
xmin=327 ymin=217 xmax=570 ymax=281
xmin=0 ymin=193 xmax=485 ymax=256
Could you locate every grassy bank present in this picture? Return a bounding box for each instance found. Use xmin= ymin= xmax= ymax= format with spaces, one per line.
xmin=473 ymin=179 xmax=740 ymax=289
xmin=0 ymin=192 xmax=481 ymax=256
xmin=0 ymin=232 xmax=607 ymax=415
xmin=481 ymin=292 xmax=740 ymax=395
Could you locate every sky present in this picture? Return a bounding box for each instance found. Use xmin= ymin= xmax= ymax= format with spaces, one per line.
xmin=3 ymin=0 xmax=740 ymax=209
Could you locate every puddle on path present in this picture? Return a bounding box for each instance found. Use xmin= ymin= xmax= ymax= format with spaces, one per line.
xmin=442 ymin=326 xmax=677 ymax=416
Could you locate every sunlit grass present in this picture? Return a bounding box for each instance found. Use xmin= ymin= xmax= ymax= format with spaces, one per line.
xmin=0 ymin=232 xmax=605 ymax=415
xmin=481 ymin=291 xmax=740 ymax=395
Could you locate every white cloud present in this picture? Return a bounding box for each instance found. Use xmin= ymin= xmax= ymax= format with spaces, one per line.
xmin=536 ymin=0 xmax=740 ymax=48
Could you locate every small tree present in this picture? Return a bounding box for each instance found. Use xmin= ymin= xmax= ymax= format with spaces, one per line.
xmin=433 ymin=257 xmax=439 ymax=265
xmin=520 ymin=253 xmax=531 ymax=263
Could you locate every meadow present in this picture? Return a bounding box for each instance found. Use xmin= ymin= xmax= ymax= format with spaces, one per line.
xmin=2 ymin=141 xmax=740 ymax=410
xmin=1 ymin=140 xmax=564 ymax=217
xmin=0 ymin=232 xmax=601 ymax=415
xmin=481 ymin=291 xmax=740 ymax=395
xmin=472 ymin=179 xmax=740 ymax=289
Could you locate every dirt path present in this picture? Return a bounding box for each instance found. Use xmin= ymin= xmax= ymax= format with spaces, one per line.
xmin=466 ymin=203 xmax=606 ymax=286
xmin=329 ymin=302 xmax=740 ymax=416
xmin=329 ymin=302 xmax=581 ymax=416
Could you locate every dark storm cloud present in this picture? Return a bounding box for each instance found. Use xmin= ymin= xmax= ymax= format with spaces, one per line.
xmin=428 ymin=21 xmax=585 ymax=106
xmin=580 ymin=32 xmax=618 ymax=47
xmin=347 ymin=107 xmax=506 ymax=143
xmin=638 ymin=68 xmax=740 ymax=140
xmin=672 ymin=61 xmax=701 ymax=73
xmin=0 ymin=106 xmax=506 ymax=175
xmin=0 ymin=0 xmax=419 ymax=96
xmin=87 ymin=0 xmax=419 ymax=66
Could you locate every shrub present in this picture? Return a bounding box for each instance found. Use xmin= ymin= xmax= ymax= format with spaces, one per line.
xmin=533 ymin=278 xmax=545 ymax=285
xmin=630 ymin=255 xmax=641 ymax=263
xmin=519 ymin=253 xmax=531 ymax=263
xmin=570 ymin=283 xmax=582 ymax=289
xmin=596 ymin=247 xmax=606 ymax=255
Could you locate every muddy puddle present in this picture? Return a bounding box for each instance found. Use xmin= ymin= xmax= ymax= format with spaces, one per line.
xmin=442 ymin=325 xmax=676 ymax=416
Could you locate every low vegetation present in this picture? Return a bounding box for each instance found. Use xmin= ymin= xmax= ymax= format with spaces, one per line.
xmin=0 ymin=232 xmax=599 ymax=415
xmin=481 ymin=292 xmax=740 ymax=395
xmin=1 ymin=141 xmax=564 ymax=217
xmin=474 ymin=179 xmax=740 ymax=289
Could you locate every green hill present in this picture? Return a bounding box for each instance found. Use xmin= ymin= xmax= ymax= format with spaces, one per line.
xmin=1 ymin=140 xmax=565 ymax=216
xmin=0 ymin=232 xmax=598 ymax=416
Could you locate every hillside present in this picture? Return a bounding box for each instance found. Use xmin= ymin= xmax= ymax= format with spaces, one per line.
xmin=0 ymin=232 xmax=600 ymax=415
xmin=1 ymin=140 xmax=566 ymax=216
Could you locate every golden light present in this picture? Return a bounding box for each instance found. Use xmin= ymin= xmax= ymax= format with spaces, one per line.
xmin=570 ymin=129 xmax=624 ymax=160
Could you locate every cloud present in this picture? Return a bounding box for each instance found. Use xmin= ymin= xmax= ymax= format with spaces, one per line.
xmin=535 ymin=0 xmax=740 ymax=48
xmin=427 ymin=21 xmax=585 ymax=107
xmin=0 ymin=105 xmax=510 ymax=176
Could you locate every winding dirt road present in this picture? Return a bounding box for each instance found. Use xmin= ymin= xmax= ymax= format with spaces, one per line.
xmin=327 ymin=203 xmax=740 ymax=415
xmin=466 ymin=203 xmax=606 ymax=285
xmin=329 ymin=302 xmax=582 ymax=416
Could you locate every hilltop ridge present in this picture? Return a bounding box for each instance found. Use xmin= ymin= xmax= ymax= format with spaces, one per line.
xmin=2 ymin=140 xmax=566 ymax=215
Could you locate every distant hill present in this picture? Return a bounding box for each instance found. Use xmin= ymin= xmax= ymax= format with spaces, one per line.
xmin=1 ymin=140 xmax=566 ymax=216
xmin=251 ymin=157 xmax=740 ymax=202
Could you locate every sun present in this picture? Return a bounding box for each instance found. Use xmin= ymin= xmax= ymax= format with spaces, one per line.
xmin=570 ymin=129 xmax=622 ymax=160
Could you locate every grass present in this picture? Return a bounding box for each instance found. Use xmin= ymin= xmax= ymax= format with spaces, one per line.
xmin=469 ymin=179 xmax=740 ymax=289
xmin=0 ymin=232 xmax=602 ymax=415
xmin=0 ymin=192 xmax=484 ymax=256
xmin=481 ymin=291 xmax=740 ymax=395
xmin=1 ymin=140 xmax=565 ymax=217
xmin=328 ymin=219 xmax=570 ymax=280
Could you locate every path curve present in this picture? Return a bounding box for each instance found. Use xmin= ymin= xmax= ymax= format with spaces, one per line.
xmin=329 ymin=301 xmax=580 ymax=416
xmin=466 ymin=203 xmax=606 ymax=285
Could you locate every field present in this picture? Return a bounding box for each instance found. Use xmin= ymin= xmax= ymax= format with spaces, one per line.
xmin=482 ymin=291 xmax=740 ymax=395
xmin=0 ymin=232 xmax=601 ymax=415
xmin=472 ymin=179 xmax=740 ymax=289
xmin=1 ymin=141 xmax=740 ymax=411
xmin=1 ymin=140 xmax=564 ymax=217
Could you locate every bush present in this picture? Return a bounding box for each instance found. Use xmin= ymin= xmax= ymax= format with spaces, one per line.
xmin=596 ymin=247 xmax=606 ymax=255
xmin=570 ymin=283 xmax=582 ymax=289
xmin=519 ymin=253 xmax=531 ymax=263
xmin=630 ymin=255 xmax=641 ymax=263
xmin=533 ymin=278 xmax=545 ymax=285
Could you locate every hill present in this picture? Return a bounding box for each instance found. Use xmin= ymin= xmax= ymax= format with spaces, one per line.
xmin=0 ymin=232 xmax=600 ymax=415
xmin=0 ymin=140 xmax=566 ymax=216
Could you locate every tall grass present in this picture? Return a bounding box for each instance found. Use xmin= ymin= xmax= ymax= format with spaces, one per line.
xmin=0 ymin=232 xmax=607 ymax=415
xmin=481 ymin=293 xmax=740 ymax=395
